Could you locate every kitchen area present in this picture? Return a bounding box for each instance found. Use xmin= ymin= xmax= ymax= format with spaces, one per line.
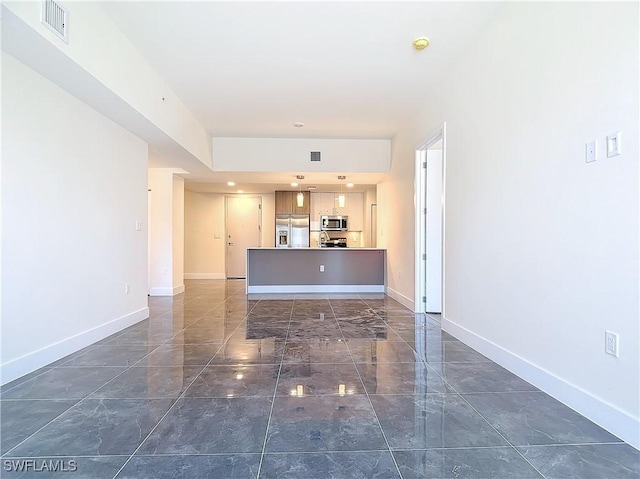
xmin=274 ymin=186 xmax=370 ymax=249
xmin=247 ymin=186 xmax=385 ymax=294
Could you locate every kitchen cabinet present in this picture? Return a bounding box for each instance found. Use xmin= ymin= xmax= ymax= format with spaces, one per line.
xmin=345 ymin=192 xmax=364 ymax=231
xmin=311 ymin=192 xmax=335 ymax=220
xmin=310 ymin=192 xmax=364 ymax=231
xmin=275 ymin=191 xmax=310 ymax=215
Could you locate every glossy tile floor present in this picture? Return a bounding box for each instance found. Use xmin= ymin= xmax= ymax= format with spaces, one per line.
xmin=2 ymin=280 xmax=638 ymax=478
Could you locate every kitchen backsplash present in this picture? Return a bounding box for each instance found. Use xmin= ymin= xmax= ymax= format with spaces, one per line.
xmin=310 ymin=231 xmax=362 ymax=248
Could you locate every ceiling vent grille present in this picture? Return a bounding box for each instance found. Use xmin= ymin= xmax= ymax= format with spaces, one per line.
xmin=41 ymin=0 xmax=69 ymax=43
xmin=310 ymin=151 xmax=321 ymax=162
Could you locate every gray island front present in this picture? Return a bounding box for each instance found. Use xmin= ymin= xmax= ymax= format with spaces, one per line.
xmin=246 ymin=248 xmax=386 ymax=294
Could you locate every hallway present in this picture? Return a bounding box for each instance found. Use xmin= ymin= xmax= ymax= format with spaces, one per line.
xmin=1 ymin=280 xmax=638 ymax=478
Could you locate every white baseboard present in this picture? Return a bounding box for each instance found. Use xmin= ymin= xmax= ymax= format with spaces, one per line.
xmin=149 ymin=284 xmax=184 ymax=296
xmin=0 ymin=307 xmax=149 ymax=386
xmin=442 ymin=317 xmax=640 ymax=450
xmin=247 ymin=285 xmax=385 ymax=294
xmin=386 ymin=287 xmax=415 ymax=311
xmin=184 ymin=273 xmax=226 ymax=280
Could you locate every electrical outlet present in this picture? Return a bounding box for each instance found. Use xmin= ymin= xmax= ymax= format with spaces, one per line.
xmin=125 ymin=282 xmax=131 ymax=294
xmin=605 ymin=330 xmax=619 ymax=357
xmin=319 ymin=265 xmax=325 ymax=272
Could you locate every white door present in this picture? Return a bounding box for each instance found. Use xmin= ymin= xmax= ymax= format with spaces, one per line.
xmin=415 ymin=123 xmax=446 ymax=315
xmin=425 ymin=147 xmax=443 ymax=313
xmin=226 ymin=196 xmax=262 ymax=278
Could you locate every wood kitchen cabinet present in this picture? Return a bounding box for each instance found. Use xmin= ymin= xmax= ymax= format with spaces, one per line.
xmin=275 ymin=191 xmax=310 ymax=215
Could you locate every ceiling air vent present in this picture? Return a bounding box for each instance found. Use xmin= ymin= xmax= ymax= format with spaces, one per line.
xmin=41 ymin=0 xmax=69 ymax=43
xmin=310 ymin=151 xmax=321 ymax=162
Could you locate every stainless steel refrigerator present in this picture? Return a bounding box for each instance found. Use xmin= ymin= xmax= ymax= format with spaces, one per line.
xmin=275 ymin=214 xmax=310 ymax=248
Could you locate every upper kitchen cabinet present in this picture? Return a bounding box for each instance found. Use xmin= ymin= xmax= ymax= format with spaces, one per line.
xmin=334 ymin=193 xmax=363 ymax=230
xmin=345 ymin=193 xmax=364 ymax=231
xmin=275 ymin=191 xmax=310 ymax=215
xmin=311 ymin=192 xmax=335 ymax=219
xmin=310 ymin=192 xmax=364 ymax=231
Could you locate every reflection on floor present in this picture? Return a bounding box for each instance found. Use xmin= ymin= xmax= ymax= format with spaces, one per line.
xmin=2 ymin=280 xmax=638 ymax=478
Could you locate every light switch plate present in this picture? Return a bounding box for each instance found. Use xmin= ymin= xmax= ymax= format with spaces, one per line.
xmin=605 ymin=330 xmax=619 ymax=357
xmin=607 ymin=131 xmax=622 ymax=157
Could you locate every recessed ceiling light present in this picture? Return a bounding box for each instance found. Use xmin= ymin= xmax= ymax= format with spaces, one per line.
xmin=291 ymin=182 xmax=298 ymax=187
xmin=293 ymin=122 xmax=304 ymax=128
xmin=227 ymin=181 xmax=235 ymax=186
xmin=413 ymin=37 xmax=430 ymax=51
xmin=346 ymin=183 xmax=354 ymax=188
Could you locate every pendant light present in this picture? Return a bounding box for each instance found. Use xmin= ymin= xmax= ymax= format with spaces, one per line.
xmin=296 ymin=175 xmax=305 ymax=207
xmin=338 ymin=176 xmax=346 ymax=208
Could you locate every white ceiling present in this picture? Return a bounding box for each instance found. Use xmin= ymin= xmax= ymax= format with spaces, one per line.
xmin=99 ymin=1 xmax=503 ymax=192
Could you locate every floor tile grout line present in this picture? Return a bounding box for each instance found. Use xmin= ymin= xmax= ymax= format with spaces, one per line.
xmin=255 ymin=298 xmax=296 ymax=479
xmin=3 ymin=440 xmax=629 ymax=461
xmin=1 ymin=340 xmax=168 ymax=458
xmin=420 ymin=337 xmax=549 ymax=479
xmin=6 ymin=287 xmax=630 ymax=475
xmin=456 ymin=391 xmax=548 ymax=478
xmin=110 ymin=294 xmax=255 ymax=479
xmin=357 ymin=299 xmax=544 ymax=477
xmin=329 ymin=299 xmax=405 ymax=479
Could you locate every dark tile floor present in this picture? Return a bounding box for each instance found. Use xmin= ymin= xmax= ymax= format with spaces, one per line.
xmin=1 ymin=280 xmax=638 ymax=478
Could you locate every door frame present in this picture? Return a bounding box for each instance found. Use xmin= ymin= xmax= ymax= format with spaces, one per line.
xmin=414 ymin=122 xmax=446 ymax=315
xmin=225 ymin=194 xmax=262 ymax=279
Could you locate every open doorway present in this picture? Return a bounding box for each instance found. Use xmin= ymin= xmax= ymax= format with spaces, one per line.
xmin=415 ymin=123 xmax=446 ymax=315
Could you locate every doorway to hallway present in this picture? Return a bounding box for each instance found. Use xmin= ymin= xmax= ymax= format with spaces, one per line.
xmin=415 ymin=124 xmax=446 ymax=314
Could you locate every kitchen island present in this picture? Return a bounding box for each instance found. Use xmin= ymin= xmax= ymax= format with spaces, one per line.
xmin=246 ymin=248 xmax=386 ymax=294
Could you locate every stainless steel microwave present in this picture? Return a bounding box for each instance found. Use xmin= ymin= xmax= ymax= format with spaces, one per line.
xmin=321 ymin=215 xmax=348 ymax=231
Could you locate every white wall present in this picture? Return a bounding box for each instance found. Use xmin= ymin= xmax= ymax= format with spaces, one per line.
xmin=3 ymin=1 xmax=212 ymax=168
xmin=172 ymin=176 xmax=185 ymax=289
xmin=1 ymin=53 xmax=149 ymax=383
xmin=363 ymin=188 xmax=377 ymax=248
xmin=381 ymin=2 xmax=639 ymax=447
xmin=184 ymin=191 xmax=226 ymax=278
xmin=377 ymin=130 xmax=419 ymax=309
xmin=212 ymin=138 xmax=390 ymax=172
xmin=184 ymin=191 xmax=275 ymax=279
xmin=148 ymin=168 xmax=185 ymax=295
